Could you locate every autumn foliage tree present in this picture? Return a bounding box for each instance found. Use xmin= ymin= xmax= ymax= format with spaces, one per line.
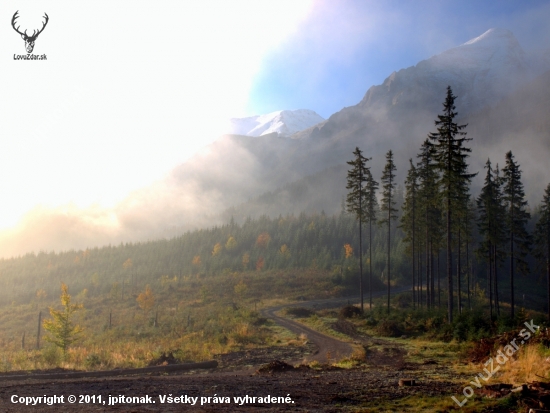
xmin=344 ymin=243 xmax=353 ymax=259
xmin=256 ymin=232 xmax=271 ymax=249
xmin=137 ymin=285 xmax=155 ymax=313
xmin=43 ymin=283 xmax=83 ymax=356
xmin=212 ymin=243 xmax=222 ymax=256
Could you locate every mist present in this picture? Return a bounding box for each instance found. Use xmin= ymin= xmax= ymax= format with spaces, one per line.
xmin=1 ymin=35 xmax=550 ymax=259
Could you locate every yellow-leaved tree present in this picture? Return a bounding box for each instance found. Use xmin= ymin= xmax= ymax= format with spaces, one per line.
xmin=344 ymin=243 xmax=354 ymax=258
xmin=225 ymin=236 xmax=237 ymax=251
xmin=43 ymin=283 xmax=83 ymax=356
xmin=137 ymin=285 xmax=155 ymax=313
xmin=212 ymin=243 xmax=222 ymax=256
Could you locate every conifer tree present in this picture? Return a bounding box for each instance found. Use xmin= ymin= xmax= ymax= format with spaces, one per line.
xmin=492 ymin=164 xmax=507 ymax=315
xmin=401 ymin=159 xmax=418 ymax=307
xmin=534 ymin=183 xmax=550 ymax=322
xmin=464 ymin=198 xmax=477 ymax=310
xmin=428 ymin=86 xmax=475 ymax=322
xmin=454 ymin=167 xmax=474 ymax=314
xmin=416 ymin=139 xmax=441 ymax=309
xmin=380 ymin=150 xmax=398 ymax=314
xmin=502 ymin=151 xmax=531 ymax=319
xmin=346 ymin=147 xmax=371 ymax=312
xmin=364 ymin=168 xmax=379 ymax=309
xmin=476 ymin=161 xmax=494 ymax=314
xmin=43 ymin=283 xmax=83 ymax=357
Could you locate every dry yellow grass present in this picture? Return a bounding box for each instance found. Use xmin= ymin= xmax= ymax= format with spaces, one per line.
xmin=496 ymin=344 xmax=550 ymax=384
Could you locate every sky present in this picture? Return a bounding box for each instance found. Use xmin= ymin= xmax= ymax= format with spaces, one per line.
xmin=0 ymin=0 xmax=549 ymax=247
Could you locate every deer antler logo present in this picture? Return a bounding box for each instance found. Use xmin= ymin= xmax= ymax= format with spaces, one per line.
xmin=12 ymin=11 xmax=49 ymax=54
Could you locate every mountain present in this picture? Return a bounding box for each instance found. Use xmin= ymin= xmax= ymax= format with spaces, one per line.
xmin=113 ymin=22 xmax=550 ymax=237
xmin=226 ymin=109 xmax=325 ymax=137
xmin=191 ymin=28 xmax=550 ymax=222
xmin=1 ymin=28 xmax=549 ymax=257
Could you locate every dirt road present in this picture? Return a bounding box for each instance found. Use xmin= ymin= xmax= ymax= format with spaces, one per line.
xmin=261 ymin=305 xmax=353 ymax=363
xmin=1 ymin=287 xmax=445 ymax=413
xmin=261 ymin=286 xmax=411 ymax=363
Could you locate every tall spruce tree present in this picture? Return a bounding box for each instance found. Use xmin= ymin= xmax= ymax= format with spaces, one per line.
xmin=346 ymin=147 xmax=371 ymax=312
xmin=364 ymin=168 xmax=379 ymax=309
xmin=502 ymin=151 xmax=531 ymax=319
xmin=464 ymin=198 xmax=477 ymax=311
xmin=417 ymin=139 xmax=441 ymax=309
xmin=454 ymin=192 xmax=471 ymax=314
xmin=476 ymin=162 xmax=494 ymax=317
xmin=492 ymin=164 xmax=507 ymax=315
xmin=401 ymin=159 xmax=419 ymax=307
xmin=428 ymin=86 xmax=476 ymax=323
xmin=477 ymin=159 xmax=506 ymax=318
xmin=380 ymin=150 xmax=398 ymax=314
xmin=534 ymin=183 xmax=550 ymax=322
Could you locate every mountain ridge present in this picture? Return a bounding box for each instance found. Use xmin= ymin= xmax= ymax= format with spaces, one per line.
xmin=0 ymin=28 xmax=549 ymax=257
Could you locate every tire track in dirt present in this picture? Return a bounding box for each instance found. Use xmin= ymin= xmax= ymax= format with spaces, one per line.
xmin=261 ymin=286 xmax=411 ymax=364
xmin=262 ymin=306 xmax=352 ymax=363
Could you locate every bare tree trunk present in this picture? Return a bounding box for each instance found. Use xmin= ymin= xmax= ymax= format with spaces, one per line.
xmin=510 ymin=231 xmax=515 ymax=319
xmin=359 ymin=216 xmax=364 ymax=312
xmin=547 ymin=222 xmax=550 ymax=323
xmin=412 ymin=217 xmax=416 ymax=309
xmin=466 ymin=239 xmax=470 ymax=310
xmin=430 ymin=242 xmax=435 ymax=307
xmin=426 ymin=236 xmax=431 ymax=309
xmin=387 ymin=211 xmax=391 ymax=314
xmin=487 ymin=244 xmax=493 ymax=322
xmin=493 ymin=246 xmax=500 ymax=316
xmin=369 ymin=219 xmax=373 ymax=310
xmin=447 ymin=198 xmax=453 ymax=323
xmin=457 ymin=227 xmax=462 ymax=314
xmin=438 ymin=251 xmax=441 ymax=309
xmin=418 ymin=249 xmax=423 ymax=308
xmin=369 ymin=219 xmax=372 ymax=310
xmin=36 ymin=311 xmax=42 ymax=350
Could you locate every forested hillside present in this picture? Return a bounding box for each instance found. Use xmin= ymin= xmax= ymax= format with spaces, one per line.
xmin=0 ymin=212 xmax=404 ymax=307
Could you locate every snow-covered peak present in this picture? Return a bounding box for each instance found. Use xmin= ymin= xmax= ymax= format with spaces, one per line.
xmin=227 ymin=109 xmax=325 ymax=137
xmin=430 ymin=27 xmax=525 ymax=68
xmin=463 ymin=28 xmax=517 ymax=47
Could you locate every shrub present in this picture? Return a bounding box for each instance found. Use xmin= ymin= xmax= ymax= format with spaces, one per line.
xmin=339 ymin=305 xmax=361 ymax=318
xmin=42 ymin=345 xmax=61 ymax=367
xmin=84 ymin=353 xmax=102 ymax=369
xmin=395 ymin=293 xmax=412 ymax=309
xmin=375 ymin=320 xmax=403 ymax=337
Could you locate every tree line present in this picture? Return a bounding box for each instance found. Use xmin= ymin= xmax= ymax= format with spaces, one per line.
xmin=346 ymin=86 xmax=550 ymax=323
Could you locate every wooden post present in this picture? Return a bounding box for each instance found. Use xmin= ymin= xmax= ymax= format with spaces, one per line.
xmin=21 ymin=332 xmax=25 ymax=350
xmin=36 ymin=311 xmax=42 ymax=350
